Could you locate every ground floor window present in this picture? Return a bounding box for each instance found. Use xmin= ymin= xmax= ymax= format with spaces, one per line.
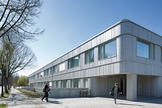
xmin=73 ymin=79 xmax=80 ymax=88
xmin=61 ymin=80 xmax=67 ymax=88
xmin=83 ymin=78 xmax=88 ymax=88
xmin=56 ymin=81 xmax=59 ymax=88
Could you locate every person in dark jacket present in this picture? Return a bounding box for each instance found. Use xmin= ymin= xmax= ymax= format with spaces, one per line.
xmin=41 ymin=82 xmax=50 ymax=102
xmin=111 ymin=83 xmax=121 ymax=104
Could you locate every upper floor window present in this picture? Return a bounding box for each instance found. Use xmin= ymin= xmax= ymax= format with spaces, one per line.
xmin=36 ymin=73 xmax=40 ymax=78
xmin=44 ymin=69 xmax=49 ymax=76
xmin=59 ymin=62 xmax=65 ymax=71
xmin=68 ymin=55 xmax=80 ymax=69
xmin=85 ymin=48 xmax=94 ymax=64
xmin=98 ymin=39 xmax=116 ymax=60
xmin=137 ymin=40 xmax=150 ymax=58
xmin=40 ymin=72 xmax=43 ymax=77
xmin=50 ymin=66 xmax=56 ymax=75
xmin=31 ymin=75 xmax=35 ymax=79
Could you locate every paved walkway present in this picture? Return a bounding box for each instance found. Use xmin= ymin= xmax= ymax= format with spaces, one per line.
xmin=0 ymin=88 xmax=162 ymax=108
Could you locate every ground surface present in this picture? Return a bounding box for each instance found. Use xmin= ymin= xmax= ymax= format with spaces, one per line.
xmin=0 ymin=88 xmax=162 ymax=108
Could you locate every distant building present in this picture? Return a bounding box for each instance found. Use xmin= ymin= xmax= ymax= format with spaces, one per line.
xmin=29 ymin=20 xmax=162 ymax=100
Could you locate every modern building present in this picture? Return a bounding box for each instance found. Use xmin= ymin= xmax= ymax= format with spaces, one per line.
xmin=29 ymin=19 xmax=162 ymax=100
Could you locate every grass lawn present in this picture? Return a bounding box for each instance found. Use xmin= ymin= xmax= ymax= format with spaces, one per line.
xmin=17 ymin=88 xmax=43 ymax=98
xmin=0 ymin=104 xmax=7 ymax=108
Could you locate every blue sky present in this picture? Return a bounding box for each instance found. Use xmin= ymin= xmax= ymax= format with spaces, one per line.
xmin=19 ymin=0 xmax=162 ymax=76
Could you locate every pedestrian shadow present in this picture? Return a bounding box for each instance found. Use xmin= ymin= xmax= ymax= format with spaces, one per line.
xmin=117 ymin=103 xmax=143 ymax=106
xmin=48 ymin=100 xmax=62 ymax=104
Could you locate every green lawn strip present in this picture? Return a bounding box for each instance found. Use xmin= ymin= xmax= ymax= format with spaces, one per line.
xmin=17 ymin=88 xmax=43 ymax=98
xmin=0 ymin=104 xmax=7 ymax=108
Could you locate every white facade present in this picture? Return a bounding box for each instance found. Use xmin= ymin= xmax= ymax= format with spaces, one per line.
xmin=29 ymin=19 xmax=162 ymax=100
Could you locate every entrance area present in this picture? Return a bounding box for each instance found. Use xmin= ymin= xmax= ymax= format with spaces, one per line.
xmin=89 ymin=75 xmax=126 ymax=97
xmin=90 ymin=74 xmax=162 ymax=99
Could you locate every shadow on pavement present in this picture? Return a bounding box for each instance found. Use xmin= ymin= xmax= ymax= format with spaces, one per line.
xmin=117 ymin=103 xmax=143 ymax=106
xmin=107 ymin=96 xmax=162 ymax=105
xmin=48 ymin=100 xmax=62 ymax=104
xmin=136 ymin=97 xmax=162 ymax=104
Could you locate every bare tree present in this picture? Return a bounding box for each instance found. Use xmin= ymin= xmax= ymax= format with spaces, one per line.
xmin=0 ymin=0 xmax=43 ymax=40
xmin=0 ymin=36 xmax=36 ymax=96
xmin=0 ymin=39 xmax=12 ymax=96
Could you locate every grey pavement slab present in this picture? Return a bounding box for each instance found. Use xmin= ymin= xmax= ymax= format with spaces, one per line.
xmin=0 ymin=88 xmax=162 ymax=108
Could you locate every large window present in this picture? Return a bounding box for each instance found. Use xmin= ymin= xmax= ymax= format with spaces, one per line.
xmin=137 ymin=40 xmax=150 ymax=58
xmin=98 ymin=39 xmax=116 ymax=60
xmin=83 ymin=78 xmax=88 ymax=88
xmin=68 ymin=55 xmax=80 ymax=69
xmin=50 ymin=66 xmax=56 ymax=75
xmin=59 ymin=62 xmax=65 ymax=71
xmin=56 ymin=81 xmax=59 ymax=88
xmin=44 ymin=69 xmax=49 ymax=76
xmin=73 ymin=79 xmax=80 ymax=88
xmin=61 ymin=80 xmax=67 ymax=88
xmin=85 ymin=48 xmax=94 ymax=64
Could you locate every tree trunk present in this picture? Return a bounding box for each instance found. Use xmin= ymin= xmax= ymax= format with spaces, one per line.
xmin=7 ymin=77 xmax=11 ymax=90
xmin=4 ymin=72 xmax=8 ymax=94
xmin=1 ymin=72 xmax=4 ymax=97
xmin=4 ymin=82 xmax=8 ymax=94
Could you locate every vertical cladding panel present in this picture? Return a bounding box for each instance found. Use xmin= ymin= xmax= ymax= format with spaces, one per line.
xmin=148 ymin=31 xmax=153 ymax=42
xmin=116 ymin=37 xmax=122 ymax=61
xmin=73 ymin=49 xmax=77 ymax=56
xmin=114 ymin=63 xmax=120 ymax=74
xmin=107 ymin=64 xmax=111 ymax=74
xmin=85 ymin=69 xmax=88 ymax=77
xmin=100 ymin=66 xmax=104 ymax=76
xmin=96 ymin=67 xmax=100 ymax=76
xmin=96 ymin=35 xmax=101 ymax=46
xmin=91 ymin=68 xmax=96 ymax=76
xmin=100 ymin=33 xmax=105 ymax=44
xmin=121 ymin=22 xmax=132 ymax=34
xmin=122 ymin=36 xmax=126 ymax=60
xmin=92 ymin=38 xmax=97 ymax=48
xmin=112 ymin=25 xmax=121 ymax=38
xmin=111 ymin=27 xmax=115 ymax=38
xmin=80 ymin=45 xmax=84 ymax=53
xmin=80 ymin=53 xmax=84 ymax=69
xmin=68 ymin=51 xmax=72 ymax=59
xmin=105 ymin=29 xmax=111 ymax=42
xmin=103 ymin=65 xmax=107 ymax=75
xmin=111 ymin=57 xmax=117 ymax=63
xmin=88 ymin=41 xmax=92 ymax=50
xmin=94 ymin=47 xmax=98 ymax=65
xmin=155 ymin=45 xmax=161 ymax=62
xmin=137 ymin=76 xmax=158 ymax=96
xmin=111 ymin=64 xmax=114 ymax=74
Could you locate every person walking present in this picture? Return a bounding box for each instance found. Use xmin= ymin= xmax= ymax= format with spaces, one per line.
xmin=41 ymin=82 xmax=50 ymax=102
xmin=110 ymin=83 xmax=121 ymax=104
